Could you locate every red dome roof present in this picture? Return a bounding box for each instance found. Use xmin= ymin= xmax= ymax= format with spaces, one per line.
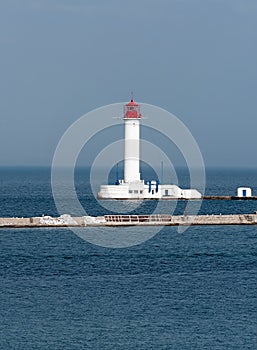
xmin=126 ymin=99 xmax=139 ymax=106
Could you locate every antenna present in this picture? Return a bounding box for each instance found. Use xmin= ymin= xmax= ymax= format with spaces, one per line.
xmin=131 ymin=91 xmax=134 ymax=101
xmin=161 ymin=161 xmax=164 ymax=184
xmin=115 ymin=163 xmax=119 ymax=185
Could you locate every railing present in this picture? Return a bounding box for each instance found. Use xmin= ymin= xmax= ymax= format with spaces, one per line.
xmin=104 ymin=215 xmax=173 ymax=223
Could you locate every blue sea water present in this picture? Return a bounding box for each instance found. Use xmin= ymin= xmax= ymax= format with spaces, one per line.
xmin=0 ymin=167 xmax=257 ymax=349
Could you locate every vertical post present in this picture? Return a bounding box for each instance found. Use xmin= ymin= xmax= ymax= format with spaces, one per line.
xmin=115 ymin=163 xmax=119 ymax=185
xmin=161 ymin=161 xmax=164 ymax=184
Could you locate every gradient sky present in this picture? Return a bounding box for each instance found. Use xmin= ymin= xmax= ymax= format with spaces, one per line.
xmin=0 ymin=0 xmax=257 ymax=167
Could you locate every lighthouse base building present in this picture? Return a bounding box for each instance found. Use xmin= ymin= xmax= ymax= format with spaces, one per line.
xmin=97 ymin=98 xmax=201 ymax=200
xmin=98 ymin=181 xmax=201 ymax=200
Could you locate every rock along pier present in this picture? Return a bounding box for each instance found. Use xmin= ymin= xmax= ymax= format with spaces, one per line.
xmin=1 ymin=213 xmax=257 ymax=228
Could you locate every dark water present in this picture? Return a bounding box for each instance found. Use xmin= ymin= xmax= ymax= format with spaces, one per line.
xmin=0 ymin=167 xmax=257 ymax=349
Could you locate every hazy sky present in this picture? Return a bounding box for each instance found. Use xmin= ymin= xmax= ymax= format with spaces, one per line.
xmin=0 ymin=0 xmax=257 ymax=167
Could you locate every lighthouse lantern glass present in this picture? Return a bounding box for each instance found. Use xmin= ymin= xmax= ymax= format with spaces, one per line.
xmin=124 ymin=103 xmax=141 ymax=119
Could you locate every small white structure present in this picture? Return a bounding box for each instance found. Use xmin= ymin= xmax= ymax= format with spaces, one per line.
xmin=237 ymin=187 xmax=252 ymax=198
xmin=97 ymin=98 xmax=202 ymax=200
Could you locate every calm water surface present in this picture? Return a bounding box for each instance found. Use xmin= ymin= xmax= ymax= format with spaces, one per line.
xmin=0 ymin=167 xmax=257 ymax=349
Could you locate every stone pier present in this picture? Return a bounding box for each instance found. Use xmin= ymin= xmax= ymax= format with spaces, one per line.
xmin=1 ymin=213 xmax=257 ymax=228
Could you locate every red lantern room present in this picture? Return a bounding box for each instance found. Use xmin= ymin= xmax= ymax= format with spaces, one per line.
xmin=123 ymin=98 xmax=142 ymax=119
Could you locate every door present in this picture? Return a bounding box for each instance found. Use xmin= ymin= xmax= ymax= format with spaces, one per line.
xmin=242 ymin=189 xmax=247 ymax=197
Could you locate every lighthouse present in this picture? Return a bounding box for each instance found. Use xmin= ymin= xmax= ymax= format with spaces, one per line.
xmin=123 ymin=98 xmax=141 ymax=183
xmin=97 ymin=97 xmax=202 ymax=199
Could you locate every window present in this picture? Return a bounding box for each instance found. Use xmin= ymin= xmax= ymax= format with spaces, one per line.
xmin=140 ymin=190 xmax=143 ymax=194
xmin=134 ymin=190 xmax=138 ymax=194
xmin=129 ymin=190 xmax=133 ymax=194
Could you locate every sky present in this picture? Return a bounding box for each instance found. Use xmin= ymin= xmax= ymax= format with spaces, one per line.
xmin=0 ymin=0 xmax=257 ymax=167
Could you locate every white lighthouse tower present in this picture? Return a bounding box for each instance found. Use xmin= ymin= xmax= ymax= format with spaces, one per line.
xmin=97 ymin=97 xmax=202 ymax=199
xmin=123 ymin=98 xmax=141 ymax=183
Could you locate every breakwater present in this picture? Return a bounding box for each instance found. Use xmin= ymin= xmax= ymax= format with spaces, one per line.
xmin=203 ymin=196 xmax=257 ymax=200
xmin=99 ymin=196 xmax=257 ymax=201
xmin=1 ymin=213 xmax=257 ymax=228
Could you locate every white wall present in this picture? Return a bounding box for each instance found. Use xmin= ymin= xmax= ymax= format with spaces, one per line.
xmin=237 ymin=187 xmax=252 ymax=197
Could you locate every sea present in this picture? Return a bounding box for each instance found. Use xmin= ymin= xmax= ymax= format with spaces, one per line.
xmin=0 ymin=167 xmax=257 ymax=349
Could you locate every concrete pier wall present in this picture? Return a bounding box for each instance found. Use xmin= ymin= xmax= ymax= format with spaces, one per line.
xmin=1 ymin=213 xmax=257 ymax=228
xmin=104 ymin=214 xmax=257 ymax=226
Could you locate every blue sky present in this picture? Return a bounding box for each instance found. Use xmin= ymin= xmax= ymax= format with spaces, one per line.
xmin=0 ymin=0 xmax=257 ymax=167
